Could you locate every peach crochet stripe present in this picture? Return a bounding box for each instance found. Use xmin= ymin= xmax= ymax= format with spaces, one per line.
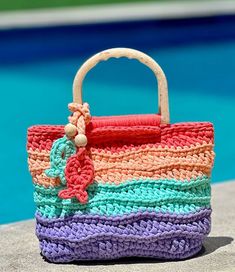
xmin=93 ymin=159 xmax=213 ymax=183
xmin=94 ymin=168 xmax=210 ymax=184
xmin=28 ymin=145 xmax=214 ymax=186
xmin=90 ymin=143 xmax=213 ymax=156
xmin=95 ymin=170 xmax=208 ymax=184
xmin=90 ymin=145 xmax=214 ymax=162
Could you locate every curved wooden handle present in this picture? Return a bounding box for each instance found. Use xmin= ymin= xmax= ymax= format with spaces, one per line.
xmin=73 ymin=48 xmax=170 ymax=124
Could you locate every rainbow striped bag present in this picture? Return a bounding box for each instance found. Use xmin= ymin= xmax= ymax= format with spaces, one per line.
xmin=27 ymin=48 xmax=215 ymax=263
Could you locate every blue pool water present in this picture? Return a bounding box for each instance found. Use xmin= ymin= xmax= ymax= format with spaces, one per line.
xmin=0 ymin=17 xmax=235 ymax=224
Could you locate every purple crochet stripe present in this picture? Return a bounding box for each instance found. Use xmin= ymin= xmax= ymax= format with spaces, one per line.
xmin=40 ymin=237 xmax=204 ymax=263
xmin=36 ymin=209 xmax=211 ymax=263
xmin=36 ymin=208 xmax=211 ymax=226
xmin=36 ymin=212 xmax=211 ymax=243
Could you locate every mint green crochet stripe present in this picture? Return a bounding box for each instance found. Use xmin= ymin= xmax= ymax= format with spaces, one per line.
xmin=34 ymin=176 xmax=211 ymax=218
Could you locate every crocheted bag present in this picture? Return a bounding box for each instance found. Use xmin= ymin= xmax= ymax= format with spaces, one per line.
xmin=27 ymin=48 xmax=215 ymax=263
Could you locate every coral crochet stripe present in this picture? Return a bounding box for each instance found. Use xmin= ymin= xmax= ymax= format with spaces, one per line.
xmin=27 ymin=114 xmax=214 ymax=263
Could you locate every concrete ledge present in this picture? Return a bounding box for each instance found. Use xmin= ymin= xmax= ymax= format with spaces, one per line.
xmin=0 ymin=181 xmax=235 ymax=272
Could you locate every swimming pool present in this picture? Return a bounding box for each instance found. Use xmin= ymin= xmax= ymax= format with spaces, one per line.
xmin=0 ymin=16 xmax=235 ymax=224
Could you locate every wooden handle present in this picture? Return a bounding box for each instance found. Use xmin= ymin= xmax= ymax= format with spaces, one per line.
xmin=73 ymin=48 xmax=170 ymax=124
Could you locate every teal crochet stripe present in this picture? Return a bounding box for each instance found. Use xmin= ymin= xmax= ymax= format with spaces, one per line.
xmin=35 ymin=176 xmax=211 ymax=218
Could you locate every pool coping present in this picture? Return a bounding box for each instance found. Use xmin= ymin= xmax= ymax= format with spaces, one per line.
xmin=0 ymin=0 xmax=235 ymax=29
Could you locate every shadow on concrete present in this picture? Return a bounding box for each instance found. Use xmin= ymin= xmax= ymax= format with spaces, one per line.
xmin=197 ymin=236 xmax=234 ymax=257
xmin=43 ymin=236 xmax=233 ymax=266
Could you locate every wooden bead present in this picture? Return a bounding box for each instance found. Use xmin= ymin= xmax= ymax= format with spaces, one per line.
xmin=75 ymin=134 xmax=87 ymax=147
xmin=64 ymin=123 xmax=77 ymax=137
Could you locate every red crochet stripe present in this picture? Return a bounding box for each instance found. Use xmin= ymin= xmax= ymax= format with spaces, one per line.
xmin=89 ymin=114 xmax=161 ymax=128
xmin=27 ymin=115 xmax=214 ymax=151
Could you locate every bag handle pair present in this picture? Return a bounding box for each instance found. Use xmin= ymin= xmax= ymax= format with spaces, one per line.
xmin=73 ymin=48 xmax=170 ymax=124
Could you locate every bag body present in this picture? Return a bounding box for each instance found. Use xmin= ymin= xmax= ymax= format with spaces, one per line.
xmin=27 ymin=48 xmax=214 ymax=263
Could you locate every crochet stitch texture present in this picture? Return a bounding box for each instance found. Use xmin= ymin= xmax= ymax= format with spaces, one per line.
xmin=27 ymin=113 xmax=214 ymax=263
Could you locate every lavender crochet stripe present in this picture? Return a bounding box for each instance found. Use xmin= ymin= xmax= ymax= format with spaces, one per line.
xmin=40 ymin=237 xmax=204 ymax=263
xmin=36 ymin=207 xmax=211 ymax=226
xmin=36 ymin=209 xmax=211 ymax=262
